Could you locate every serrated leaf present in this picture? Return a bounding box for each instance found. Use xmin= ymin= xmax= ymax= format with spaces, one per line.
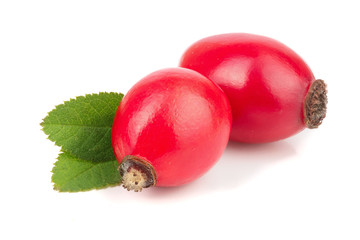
xmin=52 ymin=151 xmax=121 ymax=192
xmin=41 ymin=92 xmax=123 ymax=162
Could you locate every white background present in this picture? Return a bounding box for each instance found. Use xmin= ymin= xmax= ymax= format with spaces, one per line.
xmin=1 ymin=0 xmax=359 ymax=239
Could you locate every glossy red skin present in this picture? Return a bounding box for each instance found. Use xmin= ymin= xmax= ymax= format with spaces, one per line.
xmin=180 ymin=33 xmax=316 ymax=143
xmin=112 ymin=68 xmax=231 ymax=187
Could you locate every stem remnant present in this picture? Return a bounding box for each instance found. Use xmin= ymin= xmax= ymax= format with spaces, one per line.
xmin=304 ymin=79 xmax=328 ymax=129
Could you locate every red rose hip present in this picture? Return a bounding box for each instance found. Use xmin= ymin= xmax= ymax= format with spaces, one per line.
xmin=180 ymin=33 xmax=327 ymax=143
xmin=111 ymin=68 xmax=232 ymax=191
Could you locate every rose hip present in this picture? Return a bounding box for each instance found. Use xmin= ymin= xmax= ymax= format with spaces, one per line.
xmin=111 ymin=68 xmax=231 ymax=191
xmin=179 ymin=33 xmax=327 ymax=143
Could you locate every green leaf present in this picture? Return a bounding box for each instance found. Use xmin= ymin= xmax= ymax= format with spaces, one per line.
xmin=41 ymin=92 xmax=123 ymax=162
xmin=52 ymin=151 xmax=121 ymax=192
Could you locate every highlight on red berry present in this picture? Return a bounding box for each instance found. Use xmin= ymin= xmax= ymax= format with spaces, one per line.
xmin=180 ymin=33 xmax=327 ymax=143
xmin=111 ymin=68 xmax=232 ymax=191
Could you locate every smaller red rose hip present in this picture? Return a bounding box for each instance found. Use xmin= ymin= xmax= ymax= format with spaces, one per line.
xmin=111 ymin=68 xmax=232 ymax=191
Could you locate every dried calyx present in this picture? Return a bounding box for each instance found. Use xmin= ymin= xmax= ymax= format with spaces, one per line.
xmin=119 ymin=155 xmax=156 ymax=192
xmin=304 ymin=79 xmax=328 ymax=129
